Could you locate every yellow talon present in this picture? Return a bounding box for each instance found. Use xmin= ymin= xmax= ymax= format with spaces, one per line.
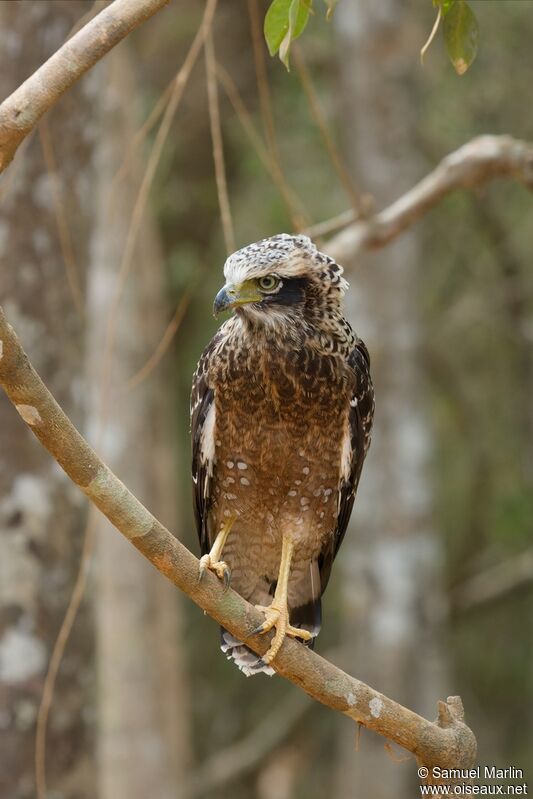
xmin=253 ymin=602 xmax=312 ymax=664
xmin=198 ymin=517 xmax=234 ymax=588
xmin=252 ymin=533 xmax=313 ymax=666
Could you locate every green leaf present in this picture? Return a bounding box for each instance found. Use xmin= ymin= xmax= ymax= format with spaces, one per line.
xmin=264 ymin=0 xmax=310 ymax=67
xmin=442 ymin=0 xmax=478 ymax=75
xmin=279 ymin=0 xmax=300 ymax=68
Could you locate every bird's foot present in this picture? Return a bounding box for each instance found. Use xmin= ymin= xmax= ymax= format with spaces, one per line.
xmin=252 ymin=603 xmax=313 ymax=665
xmin=198 ymin=554 xmax=231 ymax=589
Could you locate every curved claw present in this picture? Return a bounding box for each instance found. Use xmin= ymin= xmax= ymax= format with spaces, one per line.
xmin=222 ymin=567 xmax=231 ymax=590
xmin=251 ymin=620 xmax=269 ymax=636
xmin=252 ymin=603 xmax=313 ymax=665
xmin=198 ymin=553 xmax=231 ymax=589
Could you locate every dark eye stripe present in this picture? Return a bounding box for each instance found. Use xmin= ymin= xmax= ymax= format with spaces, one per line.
xmin=263 ymin=276 xmax=307 ymax=306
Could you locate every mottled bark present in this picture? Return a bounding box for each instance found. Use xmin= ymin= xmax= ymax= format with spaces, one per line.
xmin=86 ymin=47 xmax=191 ymax=799
xmin=0 ymin=2 xmax=97 ymax=797
xmin=333 ymin=2 xmax=449 ymax=797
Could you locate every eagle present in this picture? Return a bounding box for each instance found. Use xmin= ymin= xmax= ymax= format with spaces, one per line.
xmin=191 ymin=234 xmax=373 ymax=675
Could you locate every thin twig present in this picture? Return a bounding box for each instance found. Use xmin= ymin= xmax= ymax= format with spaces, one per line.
xmin=248 ymin=5 xmax=316 ymax=230
xmin=98 ymin=0 xmax=218 ymax=425
xmin=111 ymin=77 xmax=175 ymax=190
xmin=205 ymin=26 xmax=235 ymax=254
xmin=303 ymin=208 xmax=356 ymax=238
xmin=326 ymin=135 xmax=533 ymax=263
xmin=0 ymin=135 xmax=34 ymax=206
xmin=186 ymin=646 xmax=342 ymax=796
xmin=293 ymin=46 xmax=369 ymax=218
xmin=125 ymin=288 xmax=194 ymax=391
xmin=38 ymin=119 xmax=85 ymax=318
xmin=248 ymin=0 xmax=278 ymax=158
xmin=184 ymin=691 xmax=311 ymax=798
xmin=35 ymin=509 xmax=97 ymax=799
xmin=420 ymin=6 xmax=442 ymax=65
xmin=247 ymin=0 xmax=309 ymax=231
xmin=450 ymin=548 xmax=533 ymax=614
xmin=216 ymin=63 xmax=309 ymax=230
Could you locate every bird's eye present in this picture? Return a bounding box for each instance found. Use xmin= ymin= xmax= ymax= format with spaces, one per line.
xmin=258 ymin=275 xmax=280 ymax=292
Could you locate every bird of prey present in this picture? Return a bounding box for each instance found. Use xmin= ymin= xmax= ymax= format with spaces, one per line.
xmin=191 ymin=234 xmax=373 ymax=675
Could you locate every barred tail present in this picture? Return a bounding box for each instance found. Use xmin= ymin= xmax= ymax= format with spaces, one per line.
xmin=220 ymin=628 xmax=275 ymax=677
xmin=220 ymin=561 xmax=322 ymax=676
xmin=290 ymin=559 xmax=322 ymax=639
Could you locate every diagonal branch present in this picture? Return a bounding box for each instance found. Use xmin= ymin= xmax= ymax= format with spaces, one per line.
xmin=326 ymin=135 xmax=533 ymax=262
xmin=450 ymin=547 xmax=533 ymax=615
xmin=0 ymin=0 xmax=171 ymax=173
xmin=184 ymin=690 xmax=310 ymax=798
xmin=0 ymin=305 xmax=476 ymax=782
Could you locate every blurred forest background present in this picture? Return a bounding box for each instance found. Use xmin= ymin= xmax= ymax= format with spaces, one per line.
xmin=0 ymin=1 xmax=531 ymax=798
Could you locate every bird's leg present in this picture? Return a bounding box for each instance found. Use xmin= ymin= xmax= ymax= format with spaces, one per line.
xmin=198 ymin=517 xmax=234 ymax=588
xmin=253 ymin=534 xmax=313 ymax=665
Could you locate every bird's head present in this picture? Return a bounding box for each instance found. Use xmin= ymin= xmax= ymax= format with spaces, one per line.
xmin=213 ymin=234 xmax=349 ymax=330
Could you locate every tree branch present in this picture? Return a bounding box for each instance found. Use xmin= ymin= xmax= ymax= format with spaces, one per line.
xmin=0 ymin=0 xmax=170 ymax=173
xmin=326 ymin=135 xmax=533 ymax=262
xmin=185 ymin=646 xmax=342 ymax=797
xmin=450 ymin=548 xmax=533 ymax=615
xmin=184 ymin=690 xmax=310 ymax=798
xmin=0 ymin=306 xmax=476 ymax=782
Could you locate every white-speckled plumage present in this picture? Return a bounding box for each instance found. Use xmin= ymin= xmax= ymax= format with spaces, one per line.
xmin=191 ymin=234 xmax=374 ymax=675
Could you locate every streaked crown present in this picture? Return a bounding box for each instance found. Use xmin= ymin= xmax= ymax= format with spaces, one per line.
xmin=223 ymin=234 xmax=348 ymax=298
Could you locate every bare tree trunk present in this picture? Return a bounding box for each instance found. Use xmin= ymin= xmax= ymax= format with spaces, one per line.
xmin=86 ymin=48 xmax=191 ymax=799
xmin=0 ymin=2 xmax=97 ymax=797
xmin=333 ymin=2 xmax=448 ymax=797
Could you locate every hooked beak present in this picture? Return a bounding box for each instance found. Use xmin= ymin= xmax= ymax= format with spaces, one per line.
xmin=213 ymin=280 xmax=263 ymax=317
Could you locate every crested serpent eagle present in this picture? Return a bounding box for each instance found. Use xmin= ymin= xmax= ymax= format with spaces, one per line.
xmin=191 ymin=234 xmax=374 ymax=675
